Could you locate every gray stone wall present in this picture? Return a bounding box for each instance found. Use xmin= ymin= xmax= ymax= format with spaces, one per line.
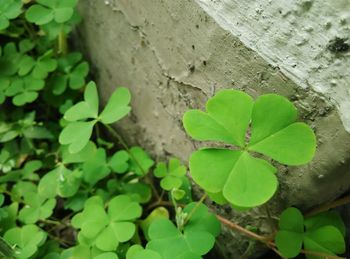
xmin=76 ymin=0 xmax=350 ymax=257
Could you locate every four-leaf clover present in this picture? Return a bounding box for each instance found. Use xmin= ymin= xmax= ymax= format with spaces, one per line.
xmin=183 ymin=90 xmax=316 ymax=208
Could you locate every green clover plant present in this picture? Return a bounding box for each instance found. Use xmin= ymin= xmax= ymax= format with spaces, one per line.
xmin=71 ymin=195 xmax=142 ymax=252
xmin=25 ymin=0 xmax=77 ymax=25
xmin=59 ymin=81 xmax=131 ymax=153
xmin=146 ymin=203 xmax=220 ymax=259
xmin=183 ymin=90 xmax=316 ymax=208
xmin=275 ymin=208 xmax=346 ymax=258
xmin=0 ymin=0 xmax=22 ymax=31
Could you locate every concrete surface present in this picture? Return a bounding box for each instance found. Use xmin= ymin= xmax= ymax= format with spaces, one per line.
xmin=76 ymin=0 xmax=350 ymax=257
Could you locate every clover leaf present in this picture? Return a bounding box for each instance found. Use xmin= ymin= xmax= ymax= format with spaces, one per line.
xmin=18 ymin=189 xmax=56 ymax=224
xmin=154 ymin=158 xmax=187 ymax=191
xmin=4 ymin=224 xmax=46 ymax=259
xmin=128 ymin=147 xmax=154 ymax=176
xmin=5 ymin=76 xmax=45 ymax=106
xmin=72 ymin=195 xmax=142 ymax=252
xmin=50 ymin=52 xmax=89 ymax=95
xmin=25 ymin=0 xmax=78 ymax=25
xmin=108 ymin=150 xmax=129 ymax=173
xmin=59 ymin=81 xmax=131 ymax=153
xmin=275 ymin=208 xmax=346 ymax=258
xmin=183 ymin=90 xmax=316 ymax=208
xmin=146 ymin=203 xmax=220 ymax=259
xmin=82 ymin=148 xmax=111 ymax=186
xmin=38 ymin=165 xmax=82 ymax=199
xmin=0 ymin=0 xmax=22 ymax=31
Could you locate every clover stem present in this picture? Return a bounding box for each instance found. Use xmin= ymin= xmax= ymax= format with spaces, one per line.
xmin=183 ymin=193 xmax=208 ymax=226
xmin=58 ymin=27 xmax=68 ymax=55
xmin=103 ymin=123 xmax=160 ymax=200
xmin=263 ymin=203 xmax=277 ymax=233
xmin=305 ymin=194 xmax=350 ymax=217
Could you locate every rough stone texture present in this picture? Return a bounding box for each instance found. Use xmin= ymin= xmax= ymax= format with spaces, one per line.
xmin=196 ymin=0 xmax=350 ymax=132
xmin=76 ymin=0 xmax=350 ymax=257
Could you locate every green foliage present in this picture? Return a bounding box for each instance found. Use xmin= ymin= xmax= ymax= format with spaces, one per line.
xmin=183 ymin=90 xmax=316 ymax=208
xmin=59 ymin=81 xmax=131 ymax=153
xmin=154 ymin=158 xmax=186 ymax=192
xmin=4 ymin=224 xmax=47 ymax=259
xmin=275 ymin=208 xmax=345 ymax=258
xmin=71 ymin=195 xmax=142 ymax=252
xmin=146 ymin=203 xmax=220 ymax=259
xmin=0 ymin=0 xmax=22 ymax=31
xmin=0 ymin=1 xmax=347 ymax=259
xmin=26 ymin=0 xmax=77 ymax=25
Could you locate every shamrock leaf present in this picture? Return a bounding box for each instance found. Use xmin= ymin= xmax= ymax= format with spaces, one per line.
xmin=82 ymin=148 xmax=111 ymax=186
xmin=61 ymin=141 xmax=96 ymax=164
xmin=275 ymin=208 xmax=346 ymax=258
xmin=4 ymin=224 xmax=46 ymax=259
xmin=98 ymin=87 xmax=131 ymax=124
xmin=128 ymin=147 xmax=154 ymax=176
xmin=154 ymin=158 xmax=187 ymax=191
xmin=72 ymin=195 xmax=142 ymax=252
xmin=120 ymin=182 xmax=152 ymax=204
xmin=140 ymin=207 xmax=169 ymax=240
xmin=0 ymin=0 xmax=22 ymax=31
xmin=275 ymin=208 xmax=304 ymax=258
xmin=18 ymin=190 xmax=56 ymax=224
xmin=5 ymin=76 xmax=45 ymax=106
xmin=38 ymin=165 xmax=82 ymax=199
xmin=50 ymin=52 xmax=89 ymax=95
xmin=147 ymin=219 xmax=215 ymax=259
xmin=108 ymin=150 xmax=129 ymax=173
xmin=59 ymin=82 xmax=131 ymax=153
xmin=59 ymin=121 xmax=95 ymax=153
xmin=25 ymin=0 xmax=78 ymax=25
xmin=183 ymin=90 xmax=316 ymax=208
xmin=146 ymin=203 xmax=219 ymax=259
xmin=0 ymin=43 xmax=22 ymax=76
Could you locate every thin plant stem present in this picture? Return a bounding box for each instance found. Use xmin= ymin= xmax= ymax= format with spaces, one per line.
xmin=305 ymin=194 xmax=350 ymax=217
xmin=183 ymin=193 xmax=208 ymax=225
xmin=264 ymin=203 xmax=277 ymax=233
xmin=58 ymin=26 xmax=67 ymax=55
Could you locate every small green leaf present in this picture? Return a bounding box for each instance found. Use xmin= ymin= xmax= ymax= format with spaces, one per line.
xmin=59 ymin=121 xmax=96 ymax=153
xmin=108 ymin=150 xmax=129 ymax=173
xmin=147 ymin=218 xmax=215 ymax=259
xmin=4 ymin=225 xmax=46 ymax=259
xmin=304 ymin=226 xmax=345 ymax=258
xmin=99 ymin=87 xmax=131 ymax=124
xmin=275 ymin=208 xmax=304 ymax=258
xmin=64 ymin=81 xmax=99 ymax=121
xmin=140 ymin=207 xmax=169 ymax=240
xmin=128 ymin=147 xmax=154 ymax=175
xmin=82 ymin=148 xmax=111 ymax=186
xmin=26 ymin=5 xmax=53 ymax=25
xmin=154 ymin=158 xmax=187 ymax=191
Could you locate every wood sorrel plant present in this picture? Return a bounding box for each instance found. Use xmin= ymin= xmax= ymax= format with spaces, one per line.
xmin=0 ymin=1 xmax=347 ymax=259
